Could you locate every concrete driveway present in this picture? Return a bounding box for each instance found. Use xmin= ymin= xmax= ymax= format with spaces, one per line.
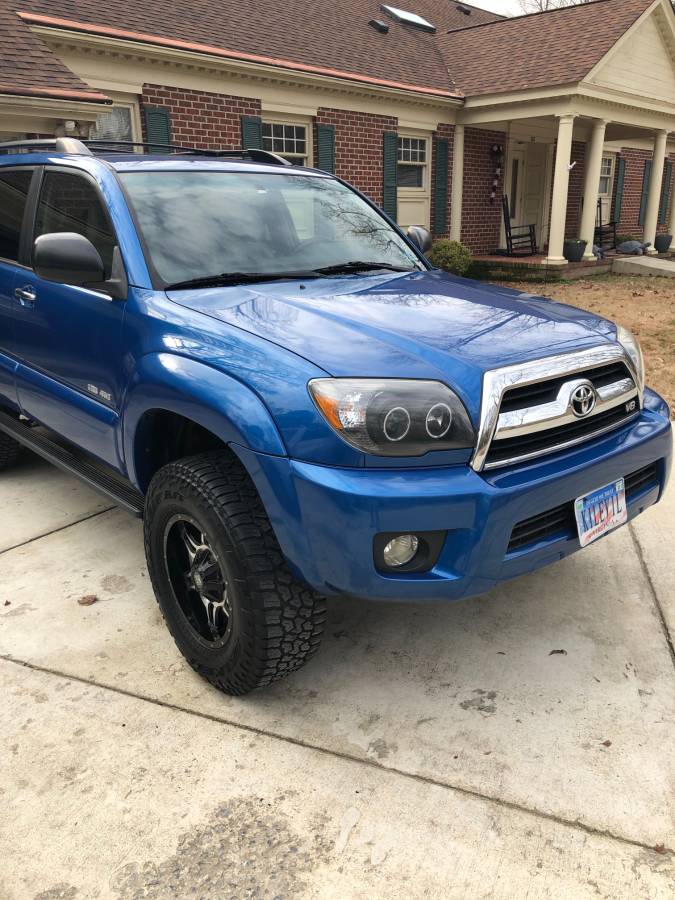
xmin=1 ymin=451 xmax=673 ymax=899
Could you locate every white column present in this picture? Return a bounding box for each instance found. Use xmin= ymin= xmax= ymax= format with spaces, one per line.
xmin=450 ymin=124 xmax=464 ymax=242
xmin=643 ymin=129 xmax=669 ymax=254
xmin=579 ymin=119 xmax=608 ymax=260
xmin=546 ymin=114 xmax=576 ymax=264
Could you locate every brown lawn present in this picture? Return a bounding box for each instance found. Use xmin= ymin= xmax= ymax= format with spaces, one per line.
xmin=502 ymin=275 xmax=675 ymax=418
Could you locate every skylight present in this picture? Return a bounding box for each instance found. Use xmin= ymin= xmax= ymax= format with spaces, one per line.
xmin=380 ymin=5 xmax=436 ymax=33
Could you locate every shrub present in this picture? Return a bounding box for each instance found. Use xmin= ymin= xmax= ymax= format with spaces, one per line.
xmin=616 ymin=233 xmax=640 ymax=245
xmin=428 ymin=239 xmax=473 ymax=276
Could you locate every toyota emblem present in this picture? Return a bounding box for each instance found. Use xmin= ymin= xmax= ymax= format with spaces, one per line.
xmin=571 ymin=383 xmax=597 ymax=418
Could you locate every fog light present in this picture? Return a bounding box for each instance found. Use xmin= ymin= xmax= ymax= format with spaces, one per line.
xmin=383 ymin=534 xmax=419 ymax=568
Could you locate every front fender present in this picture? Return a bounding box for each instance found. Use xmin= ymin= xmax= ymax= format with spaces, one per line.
xmin=122 ymin=353 xmax=286 ymax=488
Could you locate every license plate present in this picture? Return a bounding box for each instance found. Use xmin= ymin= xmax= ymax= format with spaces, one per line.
xmin=574 ymin=478 xmax=627 ymax=548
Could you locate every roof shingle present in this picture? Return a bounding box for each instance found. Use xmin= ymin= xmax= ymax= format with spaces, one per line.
xmin=438 ymin=0 xmax=657 ymax=97
xmin=0 ymin=4 xmax=109 ymax=103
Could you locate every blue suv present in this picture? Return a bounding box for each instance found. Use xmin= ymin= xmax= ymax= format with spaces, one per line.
xmin=0 ymin=138 xmax=671 ymax=694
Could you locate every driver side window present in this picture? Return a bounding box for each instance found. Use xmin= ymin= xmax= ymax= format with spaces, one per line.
xmin=34 ymin=171 xmax=117 ymax=279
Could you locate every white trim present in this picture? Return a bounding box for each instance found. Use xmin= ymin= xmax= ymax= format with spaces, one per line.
xmin=261 ymin=114 xmax=313 ymax=166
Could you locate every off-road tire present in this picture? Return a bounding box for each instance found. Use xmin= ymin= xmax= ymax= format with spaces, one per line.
xmin=143 ymin=451 xmax=326 ymax=695
xmin=0 ymin=431 xmax=21 ymax=471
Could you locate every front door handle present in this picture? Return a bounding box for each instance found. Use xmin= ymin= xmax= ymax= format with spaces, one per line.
xmin=14 ymin=285 xmax=36 ymax=308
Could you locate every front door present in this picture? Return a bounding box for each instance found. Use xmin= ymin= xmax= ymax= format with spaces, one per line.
xmin=12 ymin=167 xmax=126 ymax=466
xmin=523 ymin=143 xmax=548 ymax=246
xmin=504 ymin=143 xmax=550 ymax=249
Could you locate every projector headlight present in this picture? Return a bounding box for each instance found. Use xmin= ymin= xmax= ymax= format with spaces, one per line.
xmin=616 ymin=325 xmax=645 ymax=396
xmin=308 ymin=378 xmax=475 ymax=456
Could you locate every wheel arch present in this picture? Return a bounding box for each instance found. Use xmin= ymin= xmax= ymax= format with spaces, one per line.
xmin=122 ymin=353 xmax=286 ymax=492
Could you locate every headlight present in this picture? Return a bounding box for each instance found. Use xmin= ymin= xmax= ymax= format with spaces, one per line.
xmin=616 ymin=325 xmax=645 ymax=396
xmin=308 ymin=378 xmax=475 ymax=456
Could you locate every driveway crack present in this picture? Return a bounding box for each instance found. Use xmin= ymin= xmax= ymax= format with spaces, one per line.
xmin=629 ymin=521 xmax=675 ymax=671
xmin=1 ymin=654 xmax=672 ymax=860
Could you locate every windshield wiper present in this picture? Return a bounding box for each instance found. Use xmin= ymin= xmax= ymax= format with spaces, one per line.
xmin=312 ymin=261 xmax=417 ymax=276
xmin=165 ymin=271 xmax=327 ymax=290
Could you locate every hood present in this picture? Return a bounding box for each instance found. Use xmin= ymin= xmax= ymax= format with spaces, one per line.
xmin=167 ymin=270 xmax=617 ymax=418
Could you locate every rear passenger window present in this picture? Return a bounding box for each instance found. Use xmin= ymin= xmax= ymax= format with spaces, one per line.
xmin=0 ymin=169 xmax=32 ymax=263
xmin=34 ymin=171 xmax=117 ymax=278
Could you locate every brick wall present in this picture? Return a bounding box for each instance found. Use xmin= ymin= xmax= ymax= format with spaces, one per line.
xmin=140 ymin=84 xmax=261 ymax=149
xmin=459 ymin=127 xmax=506 ymax=255
xmin=565 ymin=140 xmax=586 ymax=238
xmin=314 ymin=107 xmax=397 ymax=206
xmin=612 ymin=148 xmax=675 ymax=238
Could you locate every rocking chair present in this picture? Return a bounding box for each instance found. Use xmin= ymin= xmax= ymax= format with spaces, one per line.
xmin=496 ymin=195 xmax=538 ymax=257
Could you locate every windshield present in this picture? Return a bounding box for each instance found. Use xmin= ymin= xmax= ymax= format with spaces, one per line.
xmin=120 ymin=170 xmax=424 ymax=286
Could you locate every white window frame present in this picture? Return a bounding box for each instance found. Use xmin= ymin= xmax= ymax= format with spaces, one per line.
xmin=598 ymin=153 xmax=616 ymax=200
xmin=262 ymin=115 xmax=313 ymax=166
xmin=90 ymin=93 xmax=142 ymax=147
xmin=397 ymin=135 xmax=428 ymax=191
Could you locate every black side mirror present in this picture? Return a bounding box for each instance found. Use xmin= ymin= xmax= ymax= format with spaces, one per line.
xmin=33 ymin=232 xmax=105 ymax=287
xmin=407 ymin=225 xmax=433 ymax=254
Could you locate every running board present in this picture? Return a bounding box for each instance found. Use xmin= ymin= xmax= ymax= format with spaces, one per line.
xmin=0 ymin=410 xmax=144 ymax=517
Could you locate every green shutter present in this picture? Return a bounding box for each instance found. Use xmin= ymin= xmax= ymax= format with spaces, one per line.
xmin=316 ymin=124 xmax=335 ymax=173
xmin=613 ymin=156 xmax=626 ymax=223
xmin=639 ymin=159 xmax=652 ymax=227
xmin=382 ymin=131 xmax=398 ymax=221
xmin=143 ymin=106 xmax=172 ymax=151
xmin=241 ymin=115 xmax=262 ymax=150
xmin=659 ymin=160 xmax=673 ymax=226
xmin=433 ymin=137 xmax=449 ymax=236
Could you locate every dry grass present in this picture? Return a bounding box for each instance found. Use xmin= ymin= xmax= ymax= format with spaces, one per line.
xmin=503 ymin=275 xmax=675 ymax=417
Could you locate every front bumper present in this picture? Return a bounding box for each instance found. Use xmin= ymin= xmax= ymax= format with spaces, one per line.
xmin=235 ymin=389 xmax=672 ymax=601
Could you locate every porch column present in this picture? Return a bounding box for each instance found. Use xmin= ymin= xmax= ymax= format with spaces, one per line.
xmin=450 ymin=124 xmax=464 ymax=241
xmin=643 ymin=129 xmax=669 ymax=254
xmin=546 ymin=114 xmax=576 ymax=265
xmin=579 ymin=119 xmax=608 ymax=261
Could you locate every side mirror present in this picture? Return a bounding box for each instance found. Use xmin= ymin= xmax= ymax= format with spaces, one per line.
xmin=406 ymin=225 xmax=433 ymax=254
xmin=33 ymin=232 xmax=105 ymax=287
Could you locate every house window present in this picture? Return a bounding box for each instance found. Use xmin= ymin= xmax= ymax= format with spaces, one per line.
xmin=262 ymin=122 xmax=308 ymax=165
xmin=397 ymin=137 xmax=427 ymax=188
xmin=91 ymin=106 xmax=134 ymax=143
xmin=599 ymin=155 xmax=616 ymax=197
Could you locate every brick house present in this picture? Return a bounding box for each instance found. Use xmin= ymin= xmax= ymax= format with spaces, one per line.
xmin=2 ymin=0 xmax=675 ymax=267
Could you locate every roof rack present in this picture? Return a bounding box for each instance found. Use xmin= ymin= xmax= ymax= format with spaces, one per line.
xmin=0 ymin=138 xmax=294 ymax=167
xmin=0 ymin=137 xmax=93 ymax=156
xmin=85 ymin=141 xmax=293 ymax=166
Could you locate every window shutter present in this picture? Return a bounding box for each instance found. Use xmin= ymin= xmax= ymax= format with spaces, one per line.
xmin=241 ymin=115 xmax=263 ymax=150
xmin=638 ymin=159 xmax=652 ymax=227
xmin=659 ymin=160 xmax=672 ymax=226
xmin=143 ymin=106 xmax=172 ymax=151
xmin=433 ymin=137 xmax=449 ymax=236
xmin=382 ymin=131 xmax=398 ymax=221
xmin=316 ymin=124 xmax=335 ymax=174
xmin=613 ymin=156 xmax=626 ymax=223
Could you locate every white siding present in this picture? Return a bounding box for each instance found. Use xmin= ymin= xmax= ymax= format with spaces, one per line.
xmin=591 ymin=13 xmax=675 ymax=104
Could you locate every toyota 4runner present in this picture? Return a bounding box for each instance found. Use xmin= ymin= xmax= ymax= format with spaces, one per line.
xmin=0 ymin=138 xmax=671 ymax=694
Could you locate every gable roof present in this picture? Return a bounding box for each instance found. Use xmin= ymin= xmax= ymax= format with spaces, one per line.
xmin=0 ymin=0 xmax=668 ymax=106
xmin=0 ymin=4 xmax=109 ymax=103
xmin=7 ymin=0 xmax=503 ymax=101
xmin=438 ymin=0 xmax=658 ymax=97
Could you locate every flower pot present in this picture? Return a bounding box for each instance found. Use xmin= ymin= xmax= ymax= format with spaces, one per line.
xmin=563 ymin=239 xmax=587 ymax=263
xmin=654 ymin=233 xmax=672 ymax=253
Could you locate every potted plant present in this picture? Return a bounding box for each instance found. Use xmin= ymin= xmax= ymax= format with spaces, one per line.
xmin=654 ymin=233 xmax=672 ymax=253
xmin=563 ymin=239 xmax=587 ymax=263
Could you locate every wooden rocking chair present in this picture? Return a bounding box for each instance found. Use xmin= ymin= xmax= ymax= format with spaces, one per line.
xmin=496 ymin=195 xmax=538 ymax=257
xmin=593 ymin=198 xmax=617 ymax=253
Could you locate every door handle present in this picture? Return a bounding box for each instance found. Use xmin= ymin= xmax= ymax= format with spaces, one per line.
xmin=14 ymin=285 xmax=36 ymax=308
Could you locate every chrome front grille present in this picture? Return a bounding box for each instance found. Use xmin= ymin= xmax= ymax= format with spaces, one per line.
xmin=472 ymin=346 xmax=643 ymax=472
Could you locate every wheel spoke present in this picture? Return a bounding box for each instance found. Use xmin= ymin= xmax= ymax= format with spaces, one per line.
xmin=180 ymin=522 xmax=206 ymax=563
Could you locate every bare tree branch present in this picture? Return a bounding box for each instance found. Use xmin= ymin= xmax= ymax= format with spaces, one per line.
xmin=518 ymin=0 xmax=593 ymax=12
